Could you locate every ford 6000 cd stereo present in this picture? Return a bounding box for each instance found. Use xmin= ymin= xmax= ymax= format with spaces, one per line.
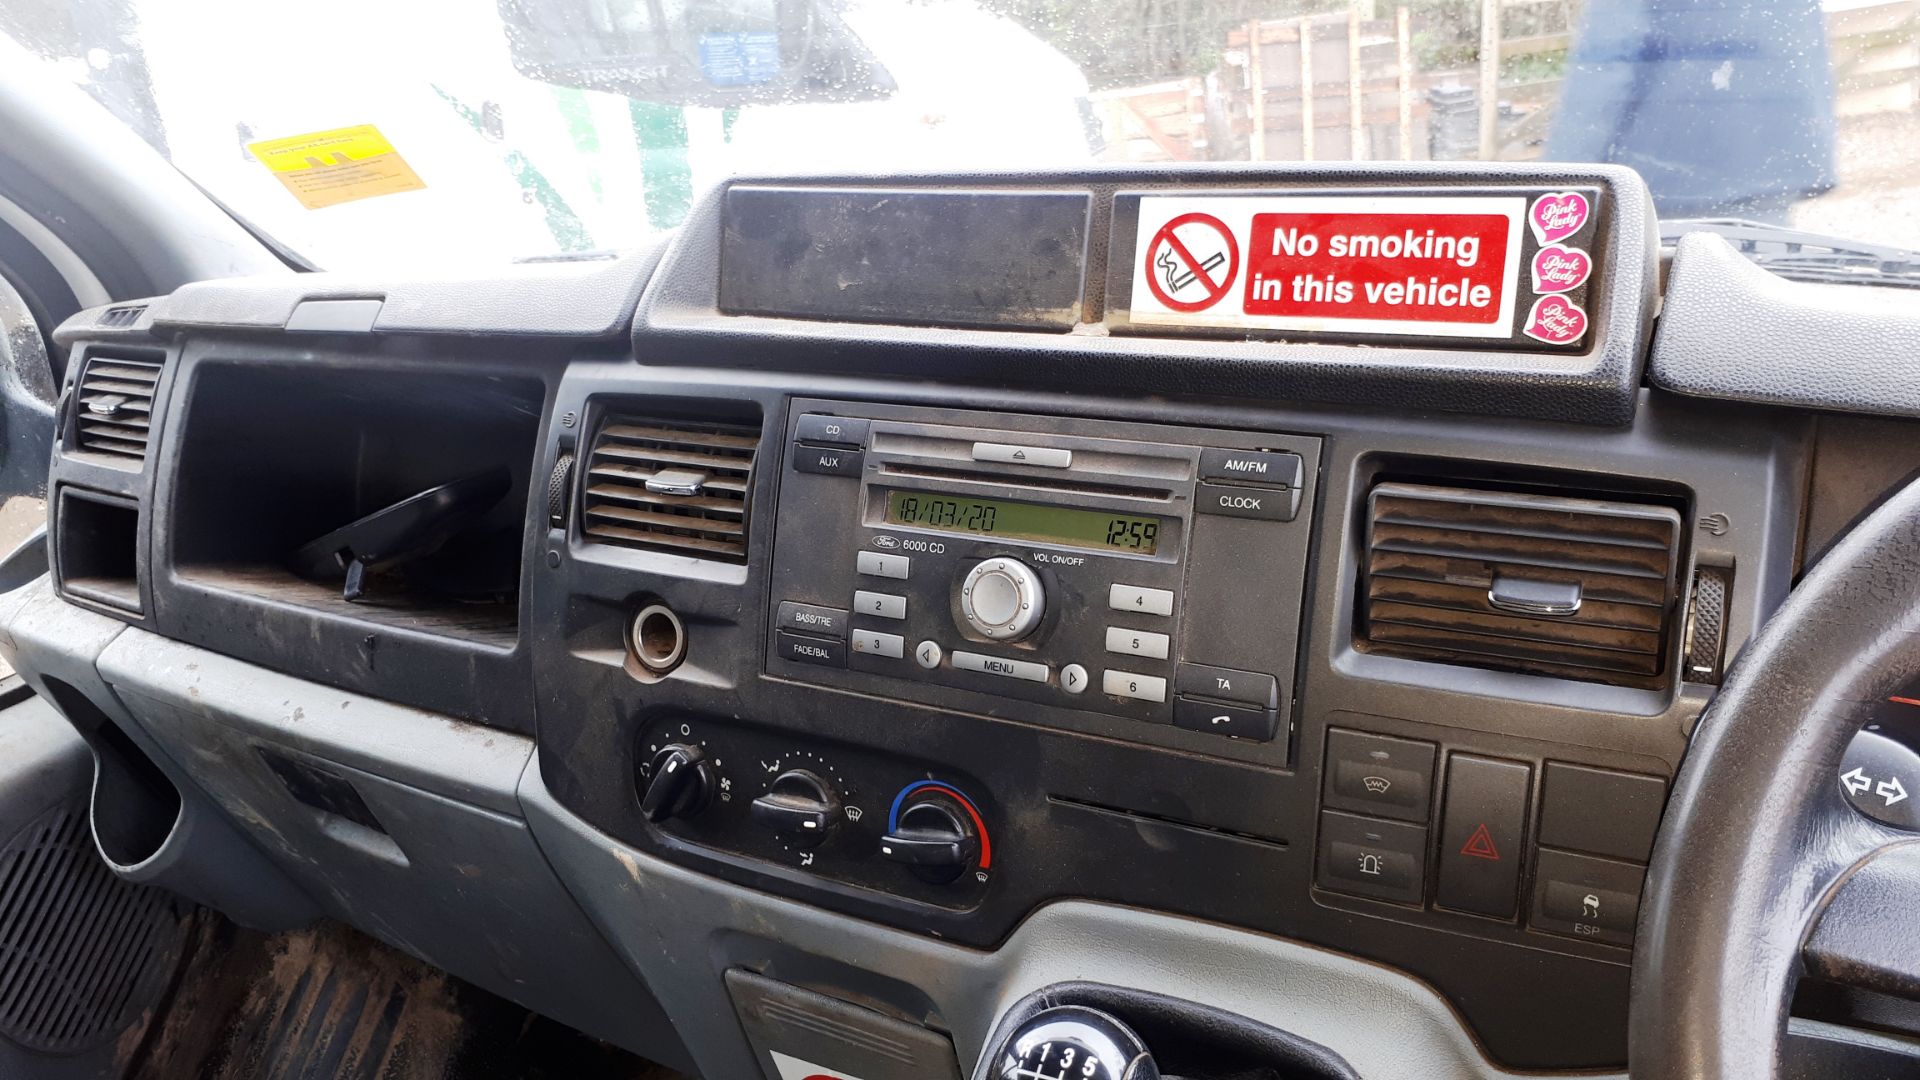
xmin=766 ymin=400 xmax=1321 ymax=764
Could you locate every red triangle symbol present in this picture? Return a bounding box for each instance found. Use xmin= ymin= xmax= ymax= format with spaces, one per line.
xmin=1460 ymin=823 xmax=1501 ymax=860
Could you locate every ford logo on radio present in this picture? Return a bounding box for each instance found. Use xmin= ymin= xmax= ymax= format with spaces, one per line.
xmin=871 ymin=535 xmax=901 ymax=549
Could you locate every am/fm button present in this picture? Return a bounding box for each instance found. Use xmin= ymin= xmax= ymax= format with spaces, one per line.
xmin=1199 ymin=448 xmax=1302 ymax=488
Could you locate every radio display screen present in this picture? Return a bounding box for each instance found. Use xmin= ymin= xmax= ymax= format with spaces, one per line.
xmin=885 ymin=491 xmax=1161 ymax=554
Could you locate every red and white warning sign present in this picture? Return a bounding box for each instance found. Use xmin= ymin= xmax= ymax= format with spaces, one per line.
xmin=771 ymin=1050 xmax=869 ymax=1080
xmin=1130 ymin=194 xmax=1529 ymax=340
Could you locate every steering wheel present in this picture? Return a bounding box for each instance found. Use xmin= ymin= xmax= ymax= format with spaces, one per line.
xmin=1633 ymin=477 xmax=1920 ymax=1076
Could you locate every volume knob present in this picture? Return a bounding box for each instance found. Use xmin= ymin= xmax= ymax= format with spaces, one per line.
xmin=960 ymin=557 xmax=1045 ymax=641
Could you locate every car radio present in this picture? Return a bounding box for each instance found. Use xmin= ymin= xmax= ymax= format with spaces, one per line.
xmin=766 ymin=400 xmax=1321 ymax=763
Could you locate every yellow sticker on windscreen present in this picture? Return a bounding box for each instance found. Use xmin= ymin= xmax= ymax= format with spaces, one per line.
xmin=247 ymin=124 xmax=426 ymax=210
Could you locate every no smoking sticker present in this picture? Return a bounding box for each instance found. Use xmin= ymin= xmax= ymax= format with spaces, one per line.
xmin=1128 ymin=193 xmax=1592 ymax=347
xmin=1143 ymin=212 xmax=1240 ymax=312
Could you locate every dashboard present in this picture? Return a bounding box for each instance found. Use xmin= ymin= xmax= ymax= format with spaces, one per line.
xmin=10 ymin=163 xmax=1913 ymax=1080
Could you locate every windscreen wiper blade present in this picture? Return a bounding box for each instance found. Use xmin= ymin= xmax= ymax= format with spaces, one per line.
xmin=1660 ymin=218 xmax=1920 ymax=289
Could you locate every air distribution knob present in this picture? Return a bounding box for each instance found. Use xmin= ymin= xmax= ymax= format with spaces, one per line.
xmin=996 ymin=1006 xmax=1160 ymax=1080
xmin=638 ymin=744 xmax=715 ymax=823
xmin=960 ymin=557 xmax=1045 ymax=641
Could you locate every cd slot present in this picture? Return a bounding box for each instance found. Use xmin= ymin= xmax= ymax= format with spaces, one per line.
xmin=876 ymin=462 xmax=1176 ymax=503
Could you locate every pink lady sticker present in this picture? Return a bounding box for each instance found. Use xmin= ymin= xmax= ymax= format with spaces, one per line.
xmin=1530 ymin=245 xmax=1592 ymax=293
xmin=1529 ymin=192 xmax=1590 ymax=245
xmin=1524 ymin=295 xmax=1587 ymax=345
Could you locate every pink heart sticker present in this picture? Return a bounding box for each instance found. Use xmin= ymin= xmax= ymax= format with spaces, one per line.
xmin=1529 ymin=192 xmax=1590 ymax=245
xmin=1524 ymin=296 xmax=1588 ymax=346
xmin=1530 ymin=245 xmax=1592 ymax=293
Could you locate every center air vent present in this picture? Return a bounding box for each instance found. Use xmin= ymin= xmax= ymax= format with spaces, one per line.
xmin=1361 ymin=482 xmax=1683 ymax=689
xmin=72 ymin=349 xmax=164 ymax=463
xmin=581 ymin=410 xmax=760 ymax=561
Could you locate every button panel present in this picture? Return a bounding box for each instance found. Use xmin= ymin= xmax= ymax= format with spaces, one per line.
xmin=1102 ymin=669 xmax=1167 ymax=703
xmin=1315 ymin=722 xmax=1666 ymax=950
xmin=795 ymin=414 xmax=871 ymax=447
xmin=855 ymin=551 xmax=910 ymax=580
xmin=850 ymin=629 xmax=906 ymax=659
xmin=792 ymin=443 xmax=865 ymax=477
xmin=852 ymin=590 xmax=907 ymax=621
xmin=777 ymin=631 xmax=846 ymax=668
xmin=951 ymin=650 xmax=1049 ymax=683
xmin=1323 ymin=729 xmax=1435 ymax=822
xmin=1530 ymin=849 xmax=1645 ymax=946
xmin=777 ymin=602 xmax=850 ymax=639
xmin=1108 ymin=583 xmax=1174 ymax=617
xmin=971 ymin=441 xmax=1072 ymax=468
xmin=1173 ymin=697 xmax=1278 ymax=741
xmin=1104 ymin=626 xmax=1170 ymax=660
xmin=1435 ymin=754 xmax=1531 ymax=919
xmin=1539 ymin=763 xmax=1666 ymax=862
xmin=1173 ymin=663 xmax=1278 ymax=708
xmin=1317 ymin=810 xmax=1427 ymax=905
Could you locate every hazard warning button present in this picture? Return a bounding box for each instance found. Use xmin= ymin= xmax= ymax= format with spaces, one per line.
xmin=1436 ymin=754 xmax=1531 ymax=919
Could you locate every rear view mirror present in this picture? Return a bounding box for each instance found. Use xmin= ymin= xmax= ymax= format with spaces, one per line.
xmin=496 ymin=0 xmax=898 ymax=107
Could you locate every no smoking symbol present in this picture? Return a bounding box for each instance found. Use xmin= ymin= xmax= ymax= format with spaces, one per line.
xmin=1144 ymin=212 xmax=1239 ymax=312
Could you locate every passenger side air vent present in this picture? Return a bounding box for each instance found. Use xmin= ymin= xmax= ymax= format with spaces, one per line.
xmin=1361 ymin=483 xmax=1683 ymax=689
xmin=581 ymin=410 xmax=760 ymax=561
xmin=72 ymin=349 xmax=164 ymax=463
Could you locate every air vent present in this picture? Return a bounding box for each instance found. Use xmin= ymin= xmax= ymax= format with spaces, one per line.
xmin=98 ymin=304 xmax=146 ymax=328
xmin=73 ymin=349 xmax=164 ymax=463
xmin=581 ymin=411 xmax=760 ymax=561
xmin=1361 ymin=483 xmax=1683 ymax=689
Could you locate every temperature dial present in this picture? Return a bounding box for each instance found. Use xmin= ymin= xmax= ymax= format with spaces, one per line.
xmin=961 ymin=557 xmax=1045 ymax=641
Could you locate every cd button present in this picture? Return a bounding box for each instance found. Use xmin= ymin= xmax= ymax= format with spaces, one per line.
xmin=794 ymin=414 xmax=869 ymax=447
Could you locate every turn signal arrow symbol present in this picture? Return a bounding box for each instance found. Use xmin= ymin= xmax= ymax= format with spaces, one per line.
xmin=1460 ymin=823 xmax=1501 ymax=861
xmin=1879 ymin=777 xmax=1909 ymax=806
xmin=1842 ymin=766 xmax=1872 ymax=797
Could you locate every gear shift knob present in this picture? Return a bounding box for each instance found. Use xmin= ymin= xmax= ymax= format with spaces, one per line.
xmin=995 ymin=1005 xmax=1159 ymax=1080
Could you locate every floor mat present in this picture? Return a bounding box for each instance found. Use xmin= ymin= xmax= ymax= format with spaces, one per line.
xmin=123 ymin=914 xmax=689 ymax=1080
